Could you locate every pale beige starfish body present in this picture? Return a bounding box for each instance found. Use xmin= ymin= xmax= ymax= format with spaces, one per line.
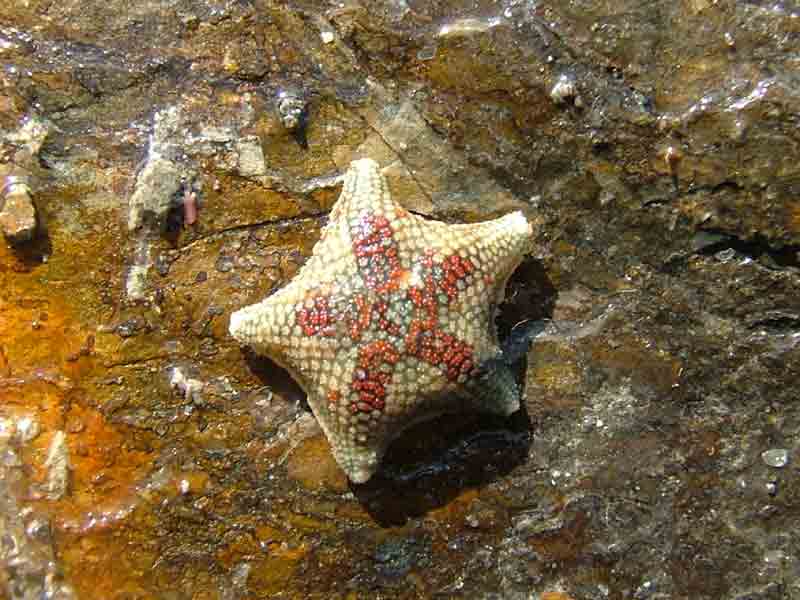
xmin=230 ymin=159 xmax=532 ymax=483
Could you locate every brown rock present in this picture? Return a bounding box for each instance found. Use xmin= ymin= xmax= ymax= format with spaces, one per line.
xmin=0 ymin=180 xmax=37 ymax=244
xmin=286 ymin=435 xmax=349 ymax=492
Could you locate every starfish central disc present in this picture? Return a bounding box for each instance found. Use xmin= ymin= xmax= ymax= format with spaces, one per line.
xmin=230 ymin=158 xmax=533 ymax=483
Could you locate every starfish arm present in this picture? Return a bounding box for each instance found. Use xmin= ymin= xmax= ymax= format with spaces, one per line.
xmin=229 ymin=181 xmax=364 ymax=380
xmin=303 ymin=339 xmax=390 ymax=483
xmin=404 ymin=211 xmax=532 ymax=302
xmin=320 ymin=358 xmax=467 ymax=483
xmin=463 ymin=359 xmax=521 ymax=417
xmin=451 ymin=211 xmax=532 ymax=297
xmin=308 ymin=392 xmax=383 ymax=484
xmin=338 ymin=158 xmax=398 ymax=220
xmin=321 ymin=424 xmax=382 ymax=484
xmin=228 ymin=288 xmax=338 ymax=390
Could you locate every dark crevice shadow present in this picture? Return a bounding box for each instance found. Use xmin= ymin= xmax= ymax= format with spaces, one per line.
xmin=498 ymin=257 xmax=557 ymax=337
xmin=351 ymin=407 xmax=532 ymax=527
xmin=499 ymin=256 xmax=557 ymax=393
xmin=3 ymin=219 xmax=53 ymax=271
xmin=242 ymin=347 xmax=307 ymax=407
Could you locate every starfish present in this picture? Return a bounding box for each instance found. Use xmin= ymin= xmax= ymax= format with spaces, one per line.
xmin=230 ymin=159 xmax=533 ymax=483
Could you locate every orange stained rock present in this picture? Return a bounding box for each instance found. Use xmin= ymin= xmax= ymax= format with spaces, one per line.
xmin=59 ymin=527 xmax=154 ymax=600
xmin=426 ymin=487 xmax=479 ymax=523
xmin=255 ymin=523 xmax=287 ymax=548
xmin=0 ymin=285 xmax=91 ymax=377
xmin=0 ymin=235 xmax=162 ymax=599
xmin=245 ymin=545 xmax=309 ymax=595
xmin=175 ymin=469 xmax=211 ymax=496
xmin=541 ymin=593 xmax=576 ymax=600
xmin=788 ymin=200 xmax=800 ymax=234
xmin=217 ymin=531 xmax=262 ymax=568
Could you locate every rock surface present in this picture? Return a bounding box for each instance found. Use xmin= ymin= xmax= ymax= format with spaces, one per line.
xmin=1 ymin=1 xmax=799 ymax=599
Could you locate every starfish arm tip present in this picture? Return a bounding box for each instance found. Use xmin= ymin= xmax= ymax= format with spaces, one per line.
xmin=229 ymin=303 xmax=265 ymax=346
xmin=506 ymin=210 xmax=533 ymax=238
xmin=228 ymin=307 xmax=248 ymax=341
xmin=468 ymin=361 xmax=522 ymax=417
xmin=350 ymin=157 xmax=380 ymax=170
xmin=335 ymin=446 xmax=381 ymax=484
xmin=347 ymin=466 xmax=375 ymax=484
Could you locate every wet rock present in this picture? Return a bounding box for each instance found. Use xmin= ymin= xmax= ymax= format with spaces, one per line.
xmin=2 ymin=0 xmax=800 ymax=598
xmin=114 ymin=317 xmax=143 ymax=338
xmin=125 ymin=261 xmax=150 ymax=301
xmin=5 ymin=115 xmax=49 ymax=156
xmin=154 ymin=253 xmax=173 ymax=277
xmin=126 ymin=105 xmax=198 ymax=233
xmin=0 ymin=420 xmax=75 ymax=599
xmin=14 ymin=416 xmax=40 ymax=443
xmin=286 ymin=434 xmax=348 ymax=492
xmin=373 ymin=537 xmax=430 ymax=579
xmin=215 ymin=255 xmax=235 ymax=273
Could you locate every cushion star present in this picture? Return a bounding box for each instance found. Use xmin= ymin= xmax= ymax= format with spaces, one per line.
xmin=229 ymin=158 xmax=533 ymax=483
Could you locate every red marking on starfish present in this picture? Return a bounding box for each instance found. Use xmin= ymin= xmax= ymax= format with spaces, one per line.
xmin=296 ymin=295 xmax=335 ymax=337
xmin=440 ymin=254 xmax=475 ymax=301
xmin=352 ymin=214 xmax=403 ymax=293
xmin=293 ymin=211 xmax=481 ymax=417
xmin=372 ymin=299 xmax=402 ymax=336
xmin=404 ymin=317 xmax=474 ymax=381
xmin=349 ymin=340 xmax=400 ymax=412
xmin=346 ymin=293 xmax=371 ymax=340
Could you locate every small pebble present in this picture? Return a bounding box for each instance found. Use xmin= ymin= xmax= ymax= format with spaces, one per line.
xmin=765 ymin=480 xmax=778 ymax=496
xmin=116 ymin=318 xmax=142 ymax=338
xmin=0 ymin=176 xmax=38 ymax=244
xmin=714 ymin=248 xmax=737 ymax=262
xmin=761 ymin=449 xmax=789 ymax=468
xmin=550 ymin=73 xmax=579 ymax=105
xmin=215 ymin=256 xmax=234 ymax=273
xmin=277 ymin=90 xmax=307 ymax=131
xmin=25 ymin=517 xmax=51 ymax=542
